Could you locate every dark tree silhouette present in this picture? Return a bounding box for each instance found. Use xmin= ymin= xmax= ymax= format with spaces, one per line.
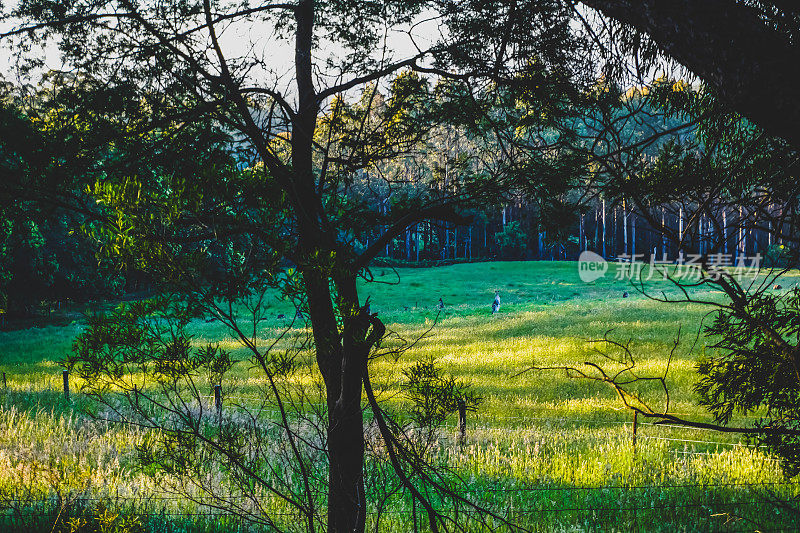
xmin=579 ymin=0 xmax=800 ymax=147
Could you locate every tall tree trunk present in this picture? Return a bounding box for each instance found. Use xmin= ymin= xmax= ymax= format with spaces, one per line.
xmin=326 ymin=346 xmax=367 ymax=533
xmin=722 ymin=208 xmax=728 ymax=254
xmin=416 ymin=225 xmax=420 ymax=262
xmin=302 ymin=268 xmax=367 ymax=533
xmin=768 ymin=217 xmax=773 ymax=248
xmin=613 ymin=205 xmax=618 ymax=256
xmin=622 ymin=199 xmax=629 ymax=257
xmin=738 ymin=206 xmax=746 ymax=259
xmin=293 ymin=3 xmax=367 ymax=531
xmin=699 ymin=213 xmax=705 ymax=256
xmin=538 ymin=231 xmax=544 ymax=258
xmin=753 ymin=222 xmax=758 ymax=254
xmin=329 ymin=276 xmax=369 ymax=533
xmin=445 ymin=223 xmax=450 ymax=259
xmin=602 ymin=198 xmax=607 ymax=257
xmin=383 ymin=198 xmax=390 ymax=257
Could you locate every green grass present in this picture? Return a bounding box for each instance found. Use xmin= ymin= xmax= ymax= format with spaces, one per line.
xmin=2 ymin=261 xmax=800 ymax=531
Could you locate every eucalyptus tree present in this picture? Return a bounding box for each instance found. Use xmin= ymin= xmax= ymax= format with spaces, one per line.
xmin=1 ymin=0 xmax=592 ymax=530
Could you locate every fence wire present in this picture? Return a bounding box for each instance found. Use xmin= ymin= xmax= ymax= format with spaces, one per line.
xmin=1 ymin=380 xmax=798 ymax=530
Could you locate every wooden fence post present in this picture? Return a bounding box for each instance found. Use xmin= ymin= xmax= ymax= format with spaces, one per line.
xmin=412 ymin=495 xmax=417 ymax=532
xmin=457 ymin=399 xmax=467 ymax=443
xmin=62 ymin=370 xmax=69 ymax=400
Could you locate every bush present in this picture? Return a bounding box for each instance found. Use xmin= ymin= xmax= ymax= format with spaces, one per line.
xmin=494 ymin=221 xmax=527 ymax=259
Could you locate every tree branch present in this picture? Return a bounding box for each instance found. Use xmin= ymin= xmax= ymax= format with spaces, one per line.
xmin=353 ymin=205 xmax=472 ymax=271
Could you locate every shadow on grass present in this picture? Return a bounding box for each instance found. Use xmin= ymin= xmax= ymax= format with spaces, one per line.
xmin=3 ymin=473 xmax=797 ymax=532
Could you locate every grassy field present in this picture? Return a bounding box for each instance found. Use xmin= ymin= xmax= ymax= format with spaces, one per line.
xmin=1 ymin=261 xmax=799 ymax=531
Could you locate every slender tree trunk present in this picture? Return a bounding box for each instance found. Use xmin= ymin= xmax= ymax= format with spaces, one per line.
xmin=623 ymin=200 xmax=629 ymax=256
xmin=293 ymin=3 xmax=368 ymax=531
xmin=738 ymin=205 xmax=746 ymax=259
xmin=445 ymin=223 xmax=450 ymax=259
xmin=613 ymin=205 xmax=618 ymax=256
xmin=699 ymin=213 xmax=705 ymax=255
xmin=416 ymin=225 xmax=420 ymax=262
xmin=753 ymin=222 xmax=758 ymax=254
xmin=768 ymin=218 xmax=772 ymax=248
xmin=383 ymin=198 xmax=390 ymax=257
xmin=538 ymin=231 xmax=544 ymax=258
xmin=602 ymin=198 xmax=607 ymax=257
xmin=426 ymin=222 xmax=430 ymax=258
xmin=722 ymin=208 xmax=728 ymax=254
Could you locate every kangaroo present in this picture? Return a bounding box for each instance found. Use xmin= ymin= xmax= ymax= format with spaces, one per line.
xmin=492 ymin=291 xmax=500 ymax=314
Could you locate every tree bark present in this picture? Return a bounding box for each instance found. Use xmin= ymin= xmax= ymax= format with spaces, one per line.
xmin=304 ymin=265 xmax=370 ymax=533
xmin=329 ymin=277 xmax=369 ymax=533
xmin=302 ymin=266 xmax=367 ymax=533
xmin=293 ymin=2 xmax=367 ymax=531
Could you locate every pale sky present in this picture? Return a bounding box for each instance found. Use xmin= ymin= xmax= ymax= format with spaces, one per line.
xmin=0 ymin=2 xmax=677 ymax=103
xmin=0 ymin=3 xmax=445 ymax=103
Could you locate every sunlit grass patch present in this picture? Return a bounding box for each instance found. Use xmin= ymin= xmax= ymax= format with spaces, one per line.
xmin=1 ymin=260 xmax=798 ymax=530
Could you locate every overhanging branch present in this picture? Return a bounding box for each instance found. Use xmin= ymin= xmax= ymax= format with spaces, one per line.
xmin=353 ymin=205 xmax=472 ymax=271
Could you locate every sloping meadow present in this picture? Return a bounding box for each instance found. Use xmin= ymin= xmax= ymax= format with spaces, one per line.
xmin=1 ymin=261 xmax=798 ymax=531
